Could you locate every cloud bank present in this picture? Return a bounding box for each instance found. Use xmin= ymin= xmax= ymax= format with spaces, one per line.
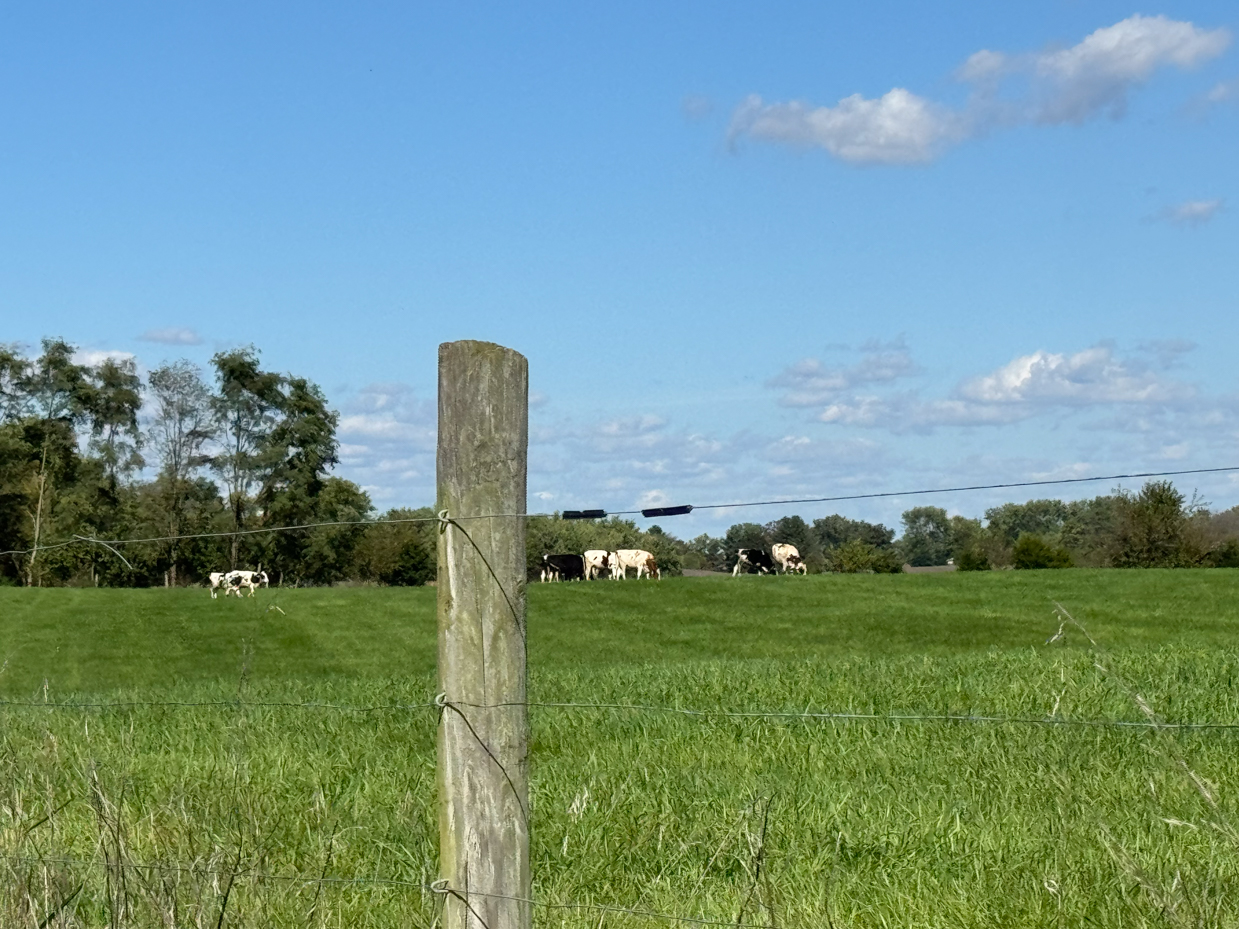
xmin=769 ymin=343 xmax=1199 ymax=434
xmin=730 ymin=15 xmax=1231 ymax=165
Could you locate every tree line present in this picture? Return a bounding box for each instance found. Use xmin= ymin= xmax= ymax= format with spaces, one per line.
xmin=4 ymin=338 xmax=1236 ymax=586
xmin=670 ymin=480 xmax=1239 ymax=574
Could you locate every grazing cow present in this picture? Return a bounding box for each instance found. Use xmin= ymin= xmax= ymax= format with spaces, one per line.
xmin=771 ymin=543 xmax=808 ymax=575
xmin=541 ymin=554 xmax=585 ymax=582
xmin=209 ymin=572 xmax=228 ymax=599
xmin=732 ymin=548 xmax=775 ymax=577
xmin=614 ymin=549 xmax=659 ymax=580
xmin=583 ymin=550 xmax=611 ymax=580
xmin=225 ymin=569 xmax=269 ymax=597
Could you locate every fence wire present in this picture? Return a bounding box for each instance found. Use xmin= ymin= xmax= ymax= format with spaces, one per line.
xmin=3 ymin=692 xmax=1236 ymax=732
xmin=4 ymin=462 xmax=1238 ymax=558
xmin=2 ymin=855 xmax=776 ymax=928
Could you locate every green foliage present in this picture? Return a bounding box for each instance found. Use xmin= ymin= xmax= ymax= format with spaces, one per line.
xmin=813 ymin=514 xmax=895 ymax=550
xmin=1209 ymin=538 xmax=1239 ymax=568
xmin=824 ymin=538 xmax=903 ymax=574
xmin=985 ymin=498 xmax=1070 ymax=547
xmin=1012 ymin=534 xmax=1072 ymax=569
xmin=956 ymin=548 xmax=991 ymax=571
xmin=900 ymin=506 xmax=952 ymax=566
xmin=381 ymin=538 xmax=435 ymax=586
xmin=1113 ymin=480 xmax=1204 ymax=568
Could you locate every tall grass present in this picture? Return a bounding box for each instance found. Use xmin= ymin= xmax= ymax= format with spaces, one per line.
xmin=2 ymin=573 xmax=1238 ymax=925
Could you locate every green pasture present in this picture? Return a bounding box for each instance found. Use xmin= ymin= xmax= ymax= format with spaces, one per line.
xmin=2 ymin=571 xmax=1239 ymax=926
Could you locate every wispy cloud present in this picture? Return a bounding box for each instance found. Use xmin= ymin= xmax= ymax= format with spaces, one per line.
xmin=730 ymin=15 xmax=1232 ymax=165
xmin=729 ymin=89 xmax=965 ymax=165
xmin=774 ymin=344 xmax=1199 ymax=434
xmin=1151 ymin=199 xmax=1224 ymax=226
xmin=138 ymin=326 xmax=204 ymax=346
xmin=768 ymin=346 xmax=919 ymax=406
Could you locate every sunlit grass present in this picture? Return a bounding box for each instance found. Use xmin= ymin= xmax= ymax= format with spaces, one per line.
xmin=2 ymin=571 xmax=1238 ymax=926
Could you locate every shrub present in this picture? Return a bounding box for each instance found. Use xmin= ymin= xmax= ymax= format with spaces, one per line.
xmin=1012 ymin=535 xmax=1072 ymax=570
xmin=1209 ymin=538 xmax=1239 ymax=568
xmin=380 ymin=539 xmax=435 ymax=586
xmin=956 ymin=548 xmax=991 ymax=571
xmin=825 ymin=539 xmax=902 ymax=574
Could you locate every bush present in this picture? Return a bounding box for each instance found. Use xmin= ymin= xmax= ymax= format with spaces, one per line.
xmin=956 ymin=548 xmax=990 ymax=571
xmin=824 ymin=539 xmax=902 ymax=574
xmin=380 ymin=539 xmax=435 ymax=586
xmin=1209 ymin=538 xmax=1239 ymax=568
xmin=1012 ymin=535 xmax=1072 ymax=570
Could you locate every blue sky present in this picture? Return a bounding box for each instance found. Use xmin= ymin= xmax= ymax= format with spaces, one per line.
xmin=3 ymin=2 xmax=1237 ymax=535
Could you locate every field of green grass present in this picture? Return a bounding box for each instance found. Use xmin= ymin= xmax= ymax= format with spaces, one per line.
xmin=2 ymin=570 xmax=1238 ymax=927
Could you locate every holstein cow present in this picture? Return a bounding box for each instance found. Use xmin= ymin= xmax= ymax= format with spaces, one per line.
xmin=209 ymin=572 xmax=228 ymax=599
xmin=541 ymin=553 xmax=585 ymax=582
xmin=225 ymin=569 xmax=269 ymax=597
xmin=732 ymin=548 xmax=776 ymax=577
xmin=614 ymin=549 xmax=659 ymax=580
xmin=771 ymin=543 xmax=808 ymax=575
xmin=583 ymin=550 xmax=611 ymax=580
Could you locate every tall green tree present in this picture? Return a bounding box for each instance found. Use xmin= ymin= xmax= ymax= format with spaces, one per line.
xmin=210 ymin=348 xmax=282 ymax=567
xmin=147 ymin=361 xmax=216 ymax=585
xmin=1113 ymin=480 xmax=1203 ymax=568
xmin=16 ymin=339 xmax=93 ymax=585
xmin=812 ymin=514 xmax=896 ymax=551
xmin=258 ymin=376 xmax=343 ymax=581
xmin=899 ymin=506 xmax=951 ymax=567
xmin=86 ymin=357 xmax=144 ymax=486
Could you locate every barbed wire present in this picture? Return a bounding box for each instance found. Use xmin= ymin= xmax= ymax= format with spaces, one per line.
xmin=3 ymin=463 xmax=1237 ymax=559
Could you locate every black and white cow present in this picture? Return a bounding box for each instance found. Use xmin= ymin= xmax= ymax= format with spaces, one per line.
xmin=732 ymin=548 xmax=775 ymax=577
xmin=771 ymin=543 xmax=807 ymax=575
xmin=226 ymin=569 xmax=269 ymax=597
xmin=541 ymin=553 xmax=586 ymax=582
xmin=583 ymin=550 xmax=611 ymax=580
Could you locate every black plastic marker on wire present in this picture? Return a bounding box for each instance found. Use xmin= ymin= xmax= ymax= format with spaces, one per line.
xmin=641 ymin=505 xmax=693 ymax=518
xmin=562 ymin=509 xmax=607 ymax=520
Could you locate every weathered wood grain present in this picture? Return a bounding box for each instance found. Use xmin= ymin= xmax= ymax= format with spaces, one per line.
xmin=436 ymin=340 xmax=530 ymax=929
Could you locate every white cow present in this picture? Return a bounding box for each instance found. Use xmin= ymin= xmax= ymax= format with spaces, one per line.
xmin=613 ymin=549 xmax=660 ymax=580
xmin=583 ymin=550 xmax=611 ymax=580
xmin=771 ymin=543 xmax=807 ymax=575
xmin=209 ymin=572 xmax=228 ymax=598
xmin=225 ymin=569 xmax=269 ymax=597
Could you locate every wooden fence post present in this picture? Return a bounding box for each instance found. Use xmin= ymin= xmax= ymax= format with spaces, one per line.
xmin=436 ymin=340 xmax=531 ymax=929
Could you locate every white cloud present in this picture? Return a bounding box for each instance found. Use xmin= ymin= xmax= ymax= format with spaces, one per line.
xmin=768 ymin=348 xmax=919 ymax=406
xmin=332 ymin=383 xmax=437 ymax=507
xmin=1205 ymin=77 xmax=1239 ymax=103
xmin=729 ymin=89 xmax=965 ymax=165
xmin=1152 ymin=199 xmax=1224 ymax=226
xmin=1024 ymin=15 xmax=1231 ymax=123
xmin=138 ymin=327 xmax=204 ymax=346
xmin=782 ymin=344 xmax=1198 ymax=435
xmin=958 ymin=347 xmax=1192 ymax=406
xmin=731 ymin=15 xmax=1231 ymax=165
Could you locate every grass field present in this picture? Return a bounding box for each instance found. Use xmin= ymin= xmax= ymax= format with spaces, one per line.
xmin=2 ymin=571 xmax=1238 ymax=926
